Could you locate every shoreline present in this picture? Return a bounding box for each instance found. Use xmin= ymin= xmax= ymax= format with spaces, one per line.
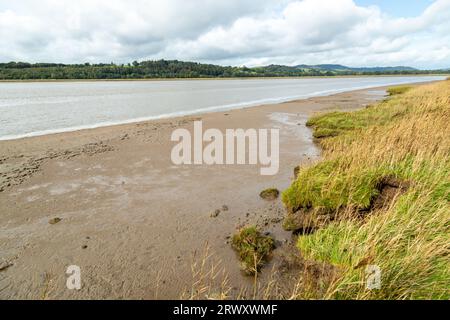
xmin=0 ymin=82 xmax=432 ymax=299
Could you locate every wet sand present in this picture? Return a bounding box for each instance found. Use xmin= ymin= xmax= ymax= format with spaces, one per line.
xmin=0 ymin=86 xmax=389 ymax=299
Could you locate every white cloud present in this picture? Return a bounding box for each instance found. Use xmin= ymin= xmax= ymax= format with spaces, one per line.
xmin=0 ymin=0 xmax=449 ymax=68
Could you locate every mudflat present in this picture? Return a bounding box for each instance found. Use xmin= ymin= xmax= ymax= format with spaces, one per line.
xmin=0 ymin=86 xmax=388 ymax=299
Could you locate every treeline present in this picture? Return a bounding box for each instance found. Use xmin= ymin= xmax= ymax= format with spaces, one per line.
xmin=0 ymin=60 xmax=447 ymax=80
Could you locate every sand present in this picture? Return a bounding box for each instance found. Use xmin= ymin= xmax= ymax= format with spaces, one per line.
xmin=0 ymin=86 xmax=389 ymax=299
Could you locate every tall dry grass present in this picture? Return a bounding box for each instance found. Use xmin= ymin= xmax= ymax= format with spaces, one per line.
xmin=285 ymin=81 xmax=450 ymax=299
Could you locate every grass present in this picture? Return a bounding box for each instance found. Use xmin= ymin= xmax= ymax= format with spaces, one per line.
xmin=386 ymin=85 xmax=412 ymax=96
xmin=232 ymin=226 xmax=275 ymax=275
xmin=283 ymin=81 xmax=450 ymax=299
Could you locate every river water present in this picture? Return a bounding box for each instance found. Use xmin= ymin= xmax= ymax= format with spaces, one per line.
xmin=0 ymin=76 xmax=444 ymax=140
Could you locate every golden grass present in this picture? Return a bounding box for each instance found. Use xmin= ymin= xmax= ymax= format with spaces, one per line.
xmin=182 ymin=244 xmax=231 ymax=300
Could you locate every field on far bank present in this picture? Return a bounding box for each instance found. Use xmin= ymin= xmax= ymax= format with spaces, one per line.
xmin=281 ymin=80 xmax=450 ymax=299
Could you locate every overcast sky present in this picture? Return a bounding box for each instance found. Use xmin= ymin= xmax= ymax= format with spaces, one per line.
xmin=0 ymin=0 xmax=449 ymax=69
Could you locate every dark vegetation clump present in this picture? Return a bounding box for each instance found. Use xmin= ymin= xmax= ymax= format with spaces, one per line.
xmin=232 ymin=226 xmax=275 ymax=275
xmin=48 ymin=217 xmax=62 ymax=225
xmin=259 ymin=188 xmax=280 ymax=200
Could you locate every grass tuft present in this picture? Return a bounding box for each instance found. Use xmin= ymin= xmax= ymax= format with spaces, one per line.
xmin=232 ymin=226 xmax=275 ymax=275
xmin=387 ymin=85 xmax=412 ymax=96
xmin=259 ymin=188 xmax=280 ymax=200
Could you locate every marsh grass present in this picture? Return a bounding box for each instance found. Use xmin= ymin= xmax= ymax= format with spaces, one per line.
xmin=283 ymin=81 xmax=450 ymax=299
xmin=386 ymin=85 xmax=413 ymax=96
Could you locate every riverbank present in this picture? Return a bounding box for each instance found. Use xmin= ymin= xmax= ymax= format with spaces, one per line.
xmin=0 ymin=84 xmax=394 ymax=299
xmin=282 ymin=80 xmax=449 ymax=299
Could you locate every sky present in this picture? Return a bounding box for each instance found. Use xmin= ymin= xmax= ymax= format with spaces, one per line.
xmin=354 ymin=0 xmax=435 ymax=17
xmin=0 ymin=0 xmax=449 ymax=69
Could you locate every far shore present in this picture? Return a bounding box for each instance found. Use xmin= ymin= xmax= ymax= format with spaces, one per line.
xmin=0 ymin=74 xmax=448 ymax=83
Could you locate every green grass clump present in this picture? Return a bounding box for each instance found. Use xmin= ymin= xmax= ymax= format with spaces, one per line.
xmin=259 ymin=188 xmax=280 ymax=200
xmin=305 ymin=110 xmax=360 ymax=130
xmin=306 ymin=111 xmax=368 ymax=138
xmin=387 ymin=86 xmax=412 ymax=96
xmin=232 ymin=226 xmax=275 ymax=275
xmin=282 ymin=159 xmax=384 ymax=213
xmin=305 ymin=97 xmax=409 ymax=140
xmin=284 ymin=81 xmax=450 ymax=299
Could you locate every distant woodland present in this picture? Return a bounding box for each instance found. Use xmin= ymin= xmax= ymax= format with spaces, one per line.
xmin=0 ymin=60 xmax=448 ymax=80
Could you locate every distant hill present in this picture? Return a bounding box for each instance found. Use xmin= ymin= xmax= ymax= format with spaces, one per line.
xmin=295 ymin=64 xmax=418 ymax=72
